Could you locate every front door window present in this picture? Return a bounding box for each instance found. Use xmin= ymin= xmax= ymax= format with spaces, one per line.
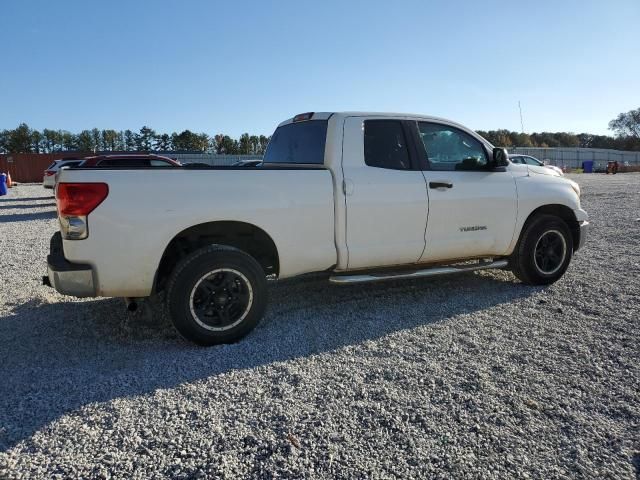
xmin=417 ymin=123 xmax=488 ymax=171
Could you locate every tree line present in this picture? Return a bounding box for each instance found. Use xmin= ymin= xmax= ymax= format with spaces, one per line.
xmin=475 ymin=130 xmax=640 ymax=151
xmin=0 ymin=124 xmax=270 ymax=155
xmin=1 ymin=108 xmax=639 ymax=154
xmin=477 ymin=108 xmax=640 ymax=150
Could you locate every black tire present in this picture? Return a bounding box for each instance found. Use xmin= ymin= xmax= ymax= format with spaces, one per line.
xmin=166 ymin=245 xmax=268 ymax=346
xmin=511 ymin=214 xmax=573 ymax=285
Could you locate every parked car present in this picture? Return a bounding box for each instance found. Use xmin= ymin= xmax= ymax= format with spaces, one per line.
xmin=45 ymin=112 xmax=588 ymax=346
xmin=232 ymin=159 xmax=263 ymax=167
xmin=182 ymin=162 xmax=212 ymax=168
xmin=509 ymin=154 xmax=564 ymax=176
xmin=78 ymin=154 xmax=181 ymax=168
xmin=53 ymin=160 xmax=85 ymax=187
xmin=43 ymin=159 xmax=84 ymax=188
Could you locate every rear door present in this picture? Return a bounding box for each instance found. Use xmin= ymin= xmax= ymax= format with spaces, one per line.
xmin=341 ymin=117 xmax=429 ymax=269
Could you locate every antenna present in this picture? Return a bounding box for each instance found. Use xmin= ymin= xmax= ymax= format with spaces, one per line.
xmin=518 ymin=101 xmax=524 ymax=133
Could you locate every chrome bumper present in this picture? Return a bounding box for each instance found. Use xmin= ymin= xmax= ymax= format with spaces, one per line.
xmin=577 ymin=221 xmax=588 ymax=251
xmin=44 ymin=232 xmax=96 ymax=297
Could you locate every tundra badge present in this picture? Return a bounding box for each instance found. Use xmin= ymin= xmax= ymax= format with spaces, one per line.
xmin=459 ymin=226 xmax=487 ymax=232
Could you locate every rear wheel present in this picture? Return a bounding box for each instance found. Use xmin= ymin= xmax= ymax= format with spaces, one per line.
xmin=511 ymin=214 xmax=573 ymax=285
xmin=167 ymin=245 xmax=268 ymax=346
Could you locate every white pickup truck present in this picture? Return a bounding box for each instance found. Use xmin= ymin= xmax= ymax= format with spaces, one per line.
xmin=45 ymin=112 xmax=588 ymax=345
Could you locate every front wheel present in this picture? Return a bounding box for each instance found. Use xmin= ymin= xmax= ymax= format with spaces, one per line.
xmin=166 ymin=245 xmax=268 ymax=346
xmin=511 ymin=214 xmax=573 ymax=285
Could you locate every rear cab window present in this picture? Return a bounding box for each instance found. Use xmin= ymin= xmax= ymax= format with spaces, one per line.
xmin=263 ymin=120 xmax=328 ymax=165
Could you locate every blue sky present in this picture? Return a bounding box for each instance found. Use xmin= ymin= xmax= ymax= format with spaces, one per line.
xmin=1 ymin=0 xmax=638 ymax=137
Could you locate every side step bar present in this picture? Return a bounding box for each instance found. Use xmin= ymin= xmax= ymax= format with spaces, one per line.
xmin=329 ymin=259 xmax=509 ymax=284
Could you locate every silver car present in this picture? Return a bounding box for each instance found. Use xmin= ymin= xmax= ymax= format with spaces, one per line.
xmin=43 ymin=159 xmax=84 ymax=188
xmin=509 ymin=155 xmax=564 ymax=176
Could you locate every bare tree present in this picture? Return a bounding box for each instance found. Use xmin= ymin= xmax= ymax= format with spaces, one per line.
xmin=609 ymin=108 xmax=640 ymax=139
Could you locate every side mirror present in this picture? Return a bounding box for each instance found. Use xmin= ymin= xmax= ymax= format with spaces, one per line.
xmin=492 ymin=147 xmax=509 ymax=168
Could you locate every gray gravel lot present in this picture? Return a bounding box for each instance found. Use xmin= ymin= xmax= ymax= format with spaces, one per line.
xmin=0 ymin=175 xmax=638 ymax=479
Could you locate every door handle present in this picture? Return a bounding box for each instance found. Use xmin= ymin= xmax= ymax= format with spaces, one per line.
xmin=429 ymin=182 xmax=453 ymax=189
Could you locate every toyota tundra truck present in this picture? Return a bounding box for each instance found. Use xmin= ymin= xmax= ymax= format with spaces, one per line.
xmin=45 ymin=112 xmax=588 ymax=345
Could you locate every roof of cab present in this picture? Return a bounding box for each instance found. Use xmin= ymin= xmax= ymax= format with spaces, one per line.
xmin=276 ymin=112 xmax=492 ymax=149
xmin=277 ymin=111 xmax=474 ymax=130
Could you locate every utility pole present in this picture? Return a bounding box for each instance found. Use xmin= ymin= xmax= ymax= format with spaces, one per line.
xmin=518 ymin=101 xmax=524 ymax=133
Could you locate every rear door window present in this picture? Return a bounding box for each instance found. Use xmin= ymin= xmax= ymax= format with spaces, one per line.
xmin=263 ymin=120 xmax=327 ymax=164
xmin=364 ymin=120 xmax=411 ymax=170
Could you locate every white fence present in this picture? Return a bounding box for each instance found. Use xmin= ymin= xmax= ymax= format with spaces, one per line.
xmin=509 ymin=147 xmax=640 ymax=169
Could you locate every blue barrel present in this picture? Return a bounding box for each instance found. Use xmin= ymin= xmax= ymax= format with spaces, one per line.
xmin=582 ymin=160 xmax=594 ymax=173
xmin=0 ymin=173 xmax=7 ymax=196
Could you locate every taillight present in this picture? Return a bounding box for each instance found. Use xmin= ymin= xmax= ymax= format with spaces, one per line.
xmin=56 ymin=183 xmax=108 ymax=240
xmin=45 ymin=170 xmax=56 ymax=176
xmin=56 ymin=183 xmax=108 ymax=216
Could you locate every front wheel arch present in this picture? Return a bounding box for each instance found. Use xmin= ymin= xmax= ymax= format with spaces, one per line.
xmin=517 ymin=204 xmax=580 ymax=253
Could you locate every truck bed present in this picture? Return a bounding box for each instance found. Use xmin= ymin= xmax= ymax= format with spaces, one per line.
xmin=56 ymin=167 xmax=337 ymax=296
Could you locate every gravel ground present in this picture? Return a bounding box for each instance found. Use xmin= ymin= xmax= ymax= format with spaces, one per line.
xmin=0 ymin=175 xmax=638 ymax=479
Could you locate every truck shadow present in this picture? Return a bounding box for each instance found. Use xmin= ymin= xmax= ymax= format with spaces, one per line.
xmin=0 ymin=211 xmax=57 ymax=223
xmin=0 ymin=196 xmax=53 ymax=202
xmin=0 ymin=202 xmax=56 ymax=210
xmin=0 ymin=271 xmax=542 ymax=451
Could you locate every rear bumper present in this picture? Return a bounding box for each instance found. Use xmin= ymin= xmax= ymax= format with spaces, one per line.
xmin=577 ymin=221 xmax=588 ymax=251
xmin=44 ymin=232 xmax=96 ymax=297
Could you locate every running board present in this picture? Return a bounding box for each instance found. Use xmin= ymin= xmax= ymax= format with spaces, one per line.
xmin=329 ymin=259 xmax=509 ymax=284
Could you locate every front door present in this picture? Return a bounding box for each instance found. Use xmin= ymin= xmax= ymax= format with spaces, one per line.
xmin=342 ymin=117 xmax=429 ymax=269
xmin=415 ymin=121 xmax=518 ymax=262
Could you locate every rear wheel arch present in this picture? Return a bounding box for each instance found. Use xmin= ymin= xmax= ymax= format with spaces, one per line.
xmin=154 ymin=221 xmax=279 ymax=293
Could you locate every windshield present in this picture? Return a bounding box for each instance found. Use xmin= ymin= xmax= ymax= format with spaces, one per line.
xmin=263 ymin=120 xmax=327 ymax=164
